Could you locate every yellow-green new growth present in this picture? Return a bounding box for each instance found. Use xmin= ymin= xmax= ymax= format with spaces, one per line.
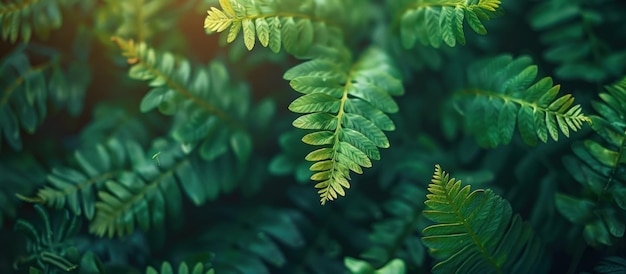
xmin=285 ymin=47 xmax=404 ymax=204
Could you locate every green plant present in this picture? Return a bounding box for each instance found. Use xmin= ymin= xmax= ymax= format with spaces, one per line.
xmin=1 ymin=0 xmax=625 ymax=273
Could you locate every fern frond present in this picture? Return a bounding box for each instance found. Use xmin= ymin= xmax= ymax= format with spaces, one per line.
xmin=558 ymin=77 xmax=626 ymax=246
xmin=146 ymin=261 xmax=214 ymax=274
xmin=204 ymin=0 xmax=366 ymax=55
xmin=88 ymin=138 xmax=244 ymax=237
xmin=285 ymin=46 xmax=404 ymax=204
xmin=455 ymin=54 xmax=590 ymax=147
xmin=18 ymin=138 xmax=141 ymax=221
xmin=0 ymin=0 xmax=66 ymax=43
xmin=360 ymin=183 xmax=428 ymax=268
xmin=0 ymin=45 xmax=90 ymax=151
xmin=392 ymin=0 xmax=502 ymax=48
xmin=422 ymin=165 xmax=546 ymax=274
xmin=112 ymin=37 xmax=265 ymax=163
xmin=529 ymin=1 xmax=626 ymax=82
xmin=13 ymin=204 xmax=80 ymax=272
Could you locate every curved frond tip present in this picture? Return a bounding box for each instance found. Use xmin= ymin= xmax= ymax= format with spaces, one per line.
xmin=422 ymin=165 xmax=546 ymax=274
xmin=285 ymin=46 xmax=404 ymax=204
xmin=456 ymin=54 xmax=590 ymax=147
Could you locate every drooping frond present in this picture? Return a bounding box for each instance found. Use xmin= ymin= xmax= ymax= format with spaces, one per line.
xmin=558 ymin=77 xmax=626 ymax=246
xmin=18 ymin=138 xmax=140 ymax=221
xmin=360 ymin=183 xmax=428 ymax=268
xmin=391 ymin=0 xmax=502 ymax=48
xmin=422 ymin=165 xmax=547 ymax=274
xmin=0 ymin=43 xmax=91 ymax=151
xmin=146 ymin=261 xmax=214 ymax=274
xmin=13 ymin=204 xmax=80 ymax=272
xmin=528 ymin=0 xmax=626 ymax=82
xmin=173 ymin=207 xmax=305 ymax=273
xmin=284 ymin=46 xmax=404 ymax=204
xmin=88 ymin=138 xmax=234 ymax=237
xmin=112 ymin=37 xmax=270 ymax=163
xmin=455 ymin=54 xmax=590 ymax=147
xmin=204 ymin=0 xmax=369 ymax=55
xmin=0 ymin=0 xmax=64 ymax=43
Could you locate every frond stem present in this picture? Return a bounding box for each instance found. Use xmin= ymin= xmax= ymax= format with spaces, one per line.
xmin=0 ymin=60 xmax=55 ymax=109
xmin=458 ymin=89 xmax=591 ymax=123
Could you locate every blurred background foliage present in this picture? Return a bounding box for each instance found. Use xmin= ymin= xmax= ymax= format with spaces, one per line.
xmin=1 ymin=0 xmax=625 ymax=273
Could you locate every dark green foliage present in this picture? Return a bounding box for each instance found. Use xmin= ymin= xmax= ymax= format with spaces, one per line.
xmin=2 ymin=0 xmax=626 ymax=273
xmin=391 ymin=0 xmax=502 ymax=48
xmin=360 ymin=183 xmax=428 ymax=269
xmin=0 ymin=43 xmax=90 ymax=151
xmin=13 ymin=204 xmax=101 ymax=273
xmin=145 ymin=261 xmax=214 ymax=274
xmin=422 ymin=165 xmax=547 ymax=274
xmin=558 ymin=77 xmax=626 ymax=246
xmin=528 ymin=0 xmax=626 ymax=82
xmin=455 ymin=54 xmax=590 ymax=147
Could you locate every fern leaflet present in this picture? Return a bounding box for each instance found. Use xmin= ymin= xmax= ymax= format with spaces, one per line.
xmin=558 ymin=77 xmax=626 ymax=246
xmin=112 ymin=37 xmax=265 ymax=163
xmin=285 ymin=46 xmax=404 ymax=204
xmin=392 ymin=0 xmax=502 ymax=48
xmin=455 ymin=54 xmax=590 ymax=147
xmin=422 ymin=165 xmax=546 ymax=274
xmin=0 ymin=0 xmax=64 ymax=43
xmin=204 ymin=0 xmax=366 ymax=55
xmin=146 ymin=261 xmax=214 ymax=274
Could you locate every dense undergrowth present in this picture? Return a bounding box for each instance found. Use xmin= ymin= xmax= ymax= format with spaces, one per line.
xmin=1 ymin=0 xmax=626 ymax=273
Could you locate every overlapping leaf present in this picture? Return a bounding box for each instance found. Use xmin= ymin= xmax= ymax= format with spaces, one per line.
xmin=112 ymin=37 xmax=265 ymax=164
xmin=422 ymin=165 xmax=546 ymax=274
xmin=558 ymin=77 xmax=626 ymax=246
xmin=204 ymin=0 xmax=368 ymax=55
xmin=285 ymin=46 xmax=404 ymax=204
xmin=456 ymin=54 xmax=590 ymax=147
xmin=392 ymin=0 xmax=502 ymax=48
xmin=1 ymin=0 xmax=63 ymax=43
xmin=528 ymin=1 xmax=626 ymax=82
xmin=146 ymin=261 xmax=214 ymax=274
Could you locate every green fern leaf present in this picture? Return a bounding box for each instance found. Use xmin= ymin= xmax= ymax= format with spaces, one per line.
xmin=456 ymin=54 xmax=590 ymax=147
xmin=112 ymin=37 xmax=264 ymax=163
xmin=0 ymin=45 xmax=90 ymax=151
xmin=146 ymin=261 xmax=214 ymax=274
xmin=0 ymin=0 xmax=65 ymax=43
xmin=13 ymin=205 xmax=80 ymax=272
xmin=285 ymin=46 xmax=404 ymax=204
xmin=394 ymin=0 xmax=502 ymax=48
xmin=204 ymin=0 xmax=361 ymax=55
xmin=18 ymin=138 xmax=141 ymax=221
xmin=558 ymin=77 xmax=626 ymax=246
xmin=422 ymin=165 xmax=546 ymax=274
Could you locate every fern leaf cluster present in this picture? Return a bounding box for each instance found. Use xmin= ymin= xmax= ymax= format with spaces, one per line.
xmin=146 ymin=261 xmax=214 ymax=274
xmin=558 ymin=77 xmax=626 ymax=246
xmin=284 ymin=47 xmax=404 ymax=204
xmin=455 ymin=54 xmax=590 ymax=147
xmin=0 ymin=45 xmax=90 ymax=151
xmin=0 ymin=153 xmax=45 ymax=228
xmin=360 ymin=183 xmax=427 ymax=268
xmin=112 ymin=37 xmax=270 ymax=164
xmin=422 ymin=165 xmax=546 ymax=273
xmin=392 ymin=0 xmax=502 ymax=48
xmin=529 ymin=0 xmax=626 ymax=82
xmin=14 ymin=204 xmax=81 ymax=272
xmin=19 ymin=138 xmax=138 ymax=221
xmin=204 ymin=0 xmax=367 ymax=55
xmin=0 ymin=0 xmax=64 ymax=43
